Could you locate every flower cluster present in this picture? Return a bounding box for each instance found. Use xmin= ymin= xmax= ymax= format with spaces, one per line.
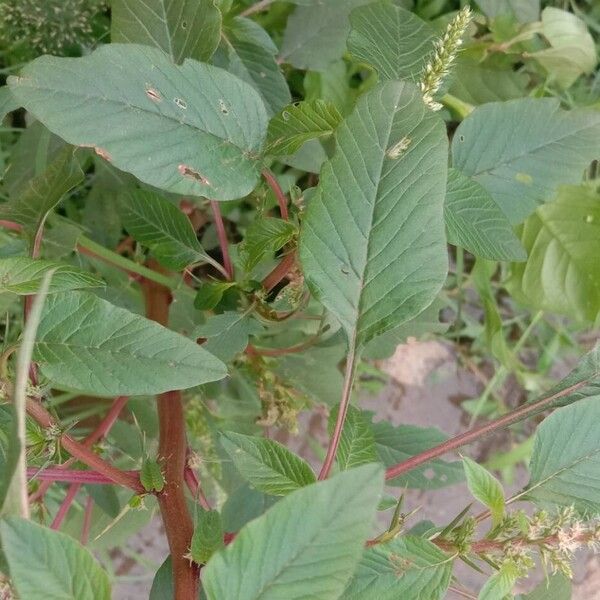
xmin=420 ymin=6 xmax=473 ymax=111
xmin=0 ymin=0 xmax=107 ymax=59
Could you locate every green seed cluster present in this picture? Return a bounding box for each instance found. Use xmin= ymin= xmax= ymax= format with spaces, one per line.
xmin=421 ymin=6 xmax=473 ymax=111
xmin=0 ymin=0 xmax=106 ymax=58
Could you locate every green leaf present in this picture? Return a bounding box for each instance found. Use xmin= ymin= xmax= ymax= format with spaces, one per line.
xmin=507 ymin=185 xmax=600 ymax=323
xmin=479 ymin=562 xmax=519 ymax=600
xmin=195 ymin=312 xmax=263 ymax=362
xmin=194 ymin=282 xmax=236 ymax=311
xmin=140 ymin=459 xmax=165 ymax=492
xmin=328 ymin=405 xmax=377 ymax=470
xmin=528 ymin=343 xmax=600 ymax=411
xmin=462 ymin=456 xmax=505 ymax=527
xmin=449 ymin=56 xmax=528 ymax=105
xmin=475 ymin=0 xmax=540 ymax=23
xmin=0 ymin=146 xmax=83 ymax=236
xmin=33 ymin=291 xmax=227 ymax=396
xmin=118 ymin=188 xmax=211 ymax=271
xmin=0 ymin=86 xmax=19 ymax=122
xmin=266 ymin=100 xmax=342 ymax=156
xmin=9 ymin=44 xmax=268 ymax=201
xmin=112 ymin=0 xmax=222 ymax=63
xmin=362 ymin=297 xmax=448 ymax=360
xmin=191 ymin=508 xmax=224 ymax=564
xmin=445 ymin=168 xmax=526 ymax=261
xmin=521 ymin=574 xmax=571 ymax=600
xmin=374 ymin=421 xmax=464 ymax=489
xmin=149 ymin=557 xmax=173 ymax=600
xmin=202 ymin=464 xmax=384 ymax=600
xmin=525 ymin=396 xmax=600 ymax=515
xmin=531 ymin=8 xmax=597 ymax=89
xmin=347 ymin=2 xmax=435 ymax=81
xmin=239 ymin=217 xmax=297 ymax=271
xmin=2 ymin=122 xmax=67 ymax=199
xmin=216 ymin=17 xmax=291 ymax=115
xmin=344 ymin=535 xmax=453 ymax=600
xmin=300 ymin=81 xmax=448 ymax=351
xmin=221 ymin=431 xmax=316 ymax=496
xmin=280 ymin=0 xmax=369 ymax=70
xmin=452 ymin=98 xmax=600 ymax=224
xmin=0 ymin=517 xmax=111 ymax=600
xmin=0 ymin=257 xmax=103 ymax=295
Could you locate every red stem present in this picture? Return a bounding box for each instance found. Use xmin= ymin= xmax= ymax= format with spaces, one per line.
xmin=81 ymin=496 xmax=94 ymax=545
xmin=210 ymin=200 xmax=233 ymax=280
xmin=27 ymin=467 xmax=138 ymax=484
xmin=318 ymin=348 xmax=356 ymax=480
xmin=143 ymin=263 xmax=199 ymax=600
xmin=262 ymin=252 xmax=295 ymax=292
xmin=262 ymin=168 xmax=289 ymax=220
xmin=25 ymin=398 xmax=143 ymax=493
xmin=385 ymin=379 xmax=589 ymax=481
xmin=51 ymin=483 xmax=81 ymax=529
xmin=184 ymin=466 xmax=211 ymax=511
xmin=30 ymin=395 xmax=129 ymax=503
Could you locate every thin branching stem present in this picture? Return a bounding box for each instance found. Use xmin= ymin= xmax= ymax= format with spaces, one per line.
xmin=318 ymin=345 xmax=357 ymax=480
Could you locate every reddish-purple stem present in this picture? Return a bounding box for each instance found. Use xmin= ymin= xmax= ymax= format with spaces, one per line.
xmin=28 ymin=467 xmax=137 ymax=484
xmin=210 ymin=200 xmax=233 ymax=280
xmin=30 ymin=396 xmax=129 ymax=503
xmin=385 ymin=379 xmax=589 ymax=481
xmin=184 ymin=466 xmax=211 ymax=511
xmin=318 ymin=349 xmax=356 ymax=480
xmin=81 ymin=496 xmax=94 ymax=545
xmin=262 ymin=169 xmax=289 ymax=220
xmin=51 ymin=483 xmax=81 ymax=529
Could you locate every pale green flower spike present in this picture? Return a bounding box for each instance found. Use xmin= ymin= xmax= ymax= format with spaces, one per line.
xmin=421 ymin=6 xmax=473 ymax=111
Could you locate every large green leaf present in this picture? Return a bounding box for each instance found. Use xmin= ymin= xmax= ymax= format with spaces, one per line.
xmin=475 ymin=0 xmax=540 ymax=23
xmin=202 ymin=464 xmax=384 ymax=600
xmin=347 ymin=2 xmax=435 ymax=81
xmin=216 ymin=17 xmax=291 ymax=115
xmin=0 ymin=146 xmax=83 ymax=236
xmin=451 ymin=98 xmax=600 ymax=224
xmin=112 ymin=0 xmax=221 ymax=63
xmin=221 ymin=431 xmax=316 ymax=496
xmin=118 ymin=188 xmax=211 ymax=271
xmin=344 ymin=536 xmax=453 ymax=600
xmin=266 ymin=100 xmax=342 ymax=156
xmin=280 ymin=0 xmax=369 ymax=70
xmin=328 ymin=404 xmax=377 ymax=470
xmin=0 ymin=517 xmax=111 ymax=600
xmin=300 ymin=81 xmax=448 ymax=350
xmin=445 ymin=168 xmax=526 ymax=261
xmin=449 ymin=56 xmax=528 ymax=105
xmin=508 ymin=185 xmax=600 ymax=323
xmin=33 ymin=291 xmax=227 ymax=396
xmin=0 ymin=257 xmax=103 ymax=294
xmin=8 ymin=44 xmax=268 ymax=201
xmin=531 ymin=8 xmax=597 ymax=89
xmin=374 ymin=421 xmax=464 ymax=489
xmin=525 ymin=396 xmax=600 ymax=514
